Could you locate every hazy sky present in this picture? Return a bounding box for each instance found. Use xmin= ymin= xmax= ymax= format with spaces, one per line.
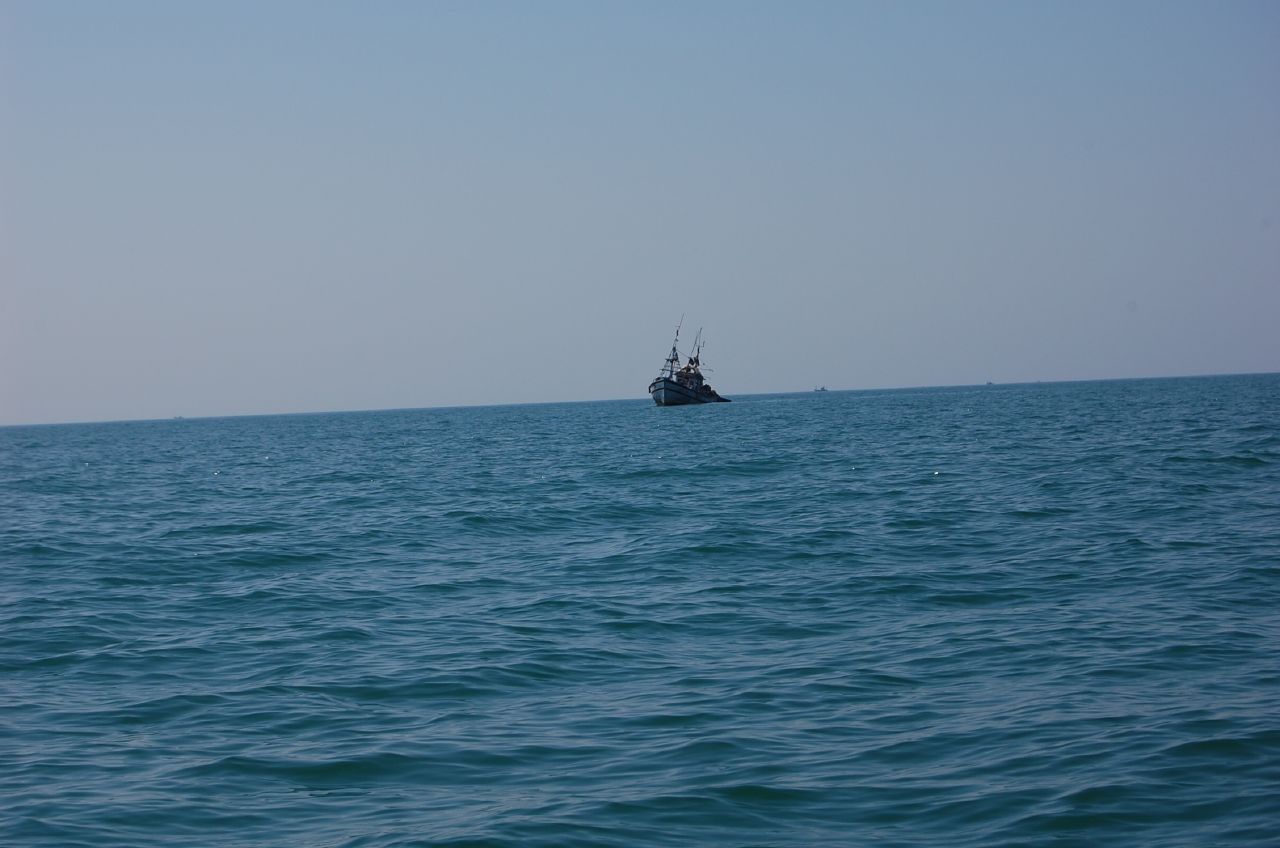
xmin=2 ymin=1 xmax=1277 ymax=424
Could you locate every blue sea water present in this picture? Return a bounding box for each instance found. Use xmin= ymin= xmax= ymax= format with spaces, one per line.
xmin=2 ymin=374 xmax=1278 ymax=847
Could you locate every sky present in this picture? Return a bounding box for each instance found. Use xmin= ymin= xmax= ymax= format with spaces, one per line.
xmin=1 ymin=0 xmax=1277 ymax=425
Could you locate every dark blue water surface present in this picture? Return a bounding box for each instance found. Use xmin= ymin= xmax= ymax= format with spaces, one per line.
xmin=3 ymin=375 xmax=1279 ymax=847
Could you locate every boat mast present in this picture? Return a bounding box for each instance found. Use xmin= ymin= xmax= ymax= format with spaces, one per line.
xmin=664 ymin=315 xmax=684 ymax=378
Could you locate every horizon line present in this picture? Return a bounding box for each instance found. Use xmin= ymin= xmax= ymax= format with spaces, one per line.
xmin=3 ymin=369 xmax=1276 ymax=430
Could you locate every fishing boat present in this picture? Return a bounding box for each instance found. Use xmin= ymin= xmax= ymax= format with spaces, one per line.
xmin=648 ymin=323 xmax=730 ymax=406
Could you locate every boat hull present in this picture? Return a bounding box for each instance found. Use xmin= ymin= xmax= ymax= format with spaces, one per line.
xmin=648 ymin=377 xmax=730 ymax=406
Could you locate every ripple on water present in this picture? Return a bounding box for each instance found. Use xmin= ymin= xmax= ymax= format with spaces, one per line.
xmin=2 ymin=376 xmax=1278 ymax=846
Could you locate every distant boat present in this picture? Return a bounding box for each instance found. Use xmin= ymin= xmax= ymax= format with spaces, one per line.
xmin=814 ymin=386 xmax=828 ymax=392
xmin=648 ymin=321 xmax=730 ymax=406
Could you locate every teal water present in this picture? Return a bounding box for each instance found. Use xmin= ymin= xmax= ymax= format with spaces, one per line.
xmin=3 ymin=375 xmax=1278 ymax=846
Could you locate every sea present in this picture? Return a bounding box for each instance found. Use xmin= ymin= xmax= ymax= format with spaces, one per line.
xmin=2 ymin=374 xmax=1278 ymax=847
